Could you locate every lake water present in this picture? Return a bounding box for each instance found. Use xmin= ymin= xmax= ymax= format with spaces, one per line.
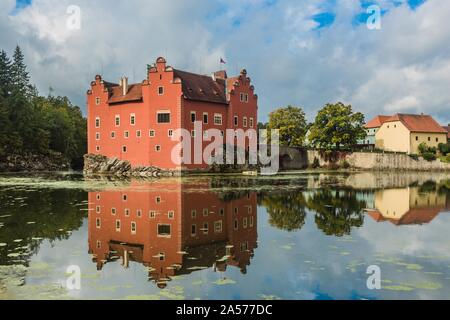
xmin=0 ymin=171 xmax=449 ymax=300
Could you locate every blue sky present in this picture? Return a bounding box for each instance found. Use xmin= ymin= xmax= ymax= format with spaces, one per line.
xmin=3 ymin=0 xmax=449 ymax=125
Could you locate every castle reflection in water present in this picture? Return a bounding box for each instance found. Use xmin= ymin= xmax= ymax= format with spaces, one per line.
xmin=87 ymin=179 xmax=257 ymax=288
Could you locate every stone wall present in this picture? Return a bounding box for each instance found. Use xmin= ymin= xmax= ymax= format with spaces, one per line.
xmin=306 ymin=150 xmax=450 ymax=171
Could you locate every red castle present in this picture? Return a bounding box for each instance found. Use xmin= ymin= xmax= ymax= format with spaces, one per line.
xmin=87 ymin=57 xmax=258 ymax=171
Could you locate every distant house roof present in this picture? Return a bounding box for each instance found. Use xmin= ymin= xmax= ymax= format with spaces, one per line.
xmin=384 ymin=113 xmax=447 ymax=133
xmin=173 ymin=69 xmax=228 ymax=105
xmin=443 ymin=126 xmax=450 ymax=139
xmin=108 ymin=83 xmax=143 ymax=104
xmin=365 ymin=115 xmax=391 ymax=128
xmin=366 ymin=208 xmax=443 ymax=226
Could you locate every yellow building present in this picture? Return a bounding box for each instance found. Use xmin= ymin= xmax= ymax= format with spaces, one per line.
xmin=373 ymin=113 xmax=447 ymax=154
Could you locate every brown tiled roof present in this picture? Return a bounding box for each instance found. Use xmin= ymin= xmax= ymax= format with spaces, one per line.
xmin=173 ymin=69 xmax=227 ymax=105
xmin=385 ymin=113 xmax=447 ymax=133
xmin=366 ymin=208 xmax=443 ymax=226
xmin=443 ymin=126 xmax=450 ymax=139
xmin=108 ymin=83 xmax=143 ymax=104
xmin=365 ymin=115 xmax=390 ymax=128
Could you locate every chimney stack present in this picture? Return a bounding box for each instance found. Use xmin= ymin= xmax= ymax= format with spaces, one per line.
xmin=121 ymin=77 xmax=128 ymax=96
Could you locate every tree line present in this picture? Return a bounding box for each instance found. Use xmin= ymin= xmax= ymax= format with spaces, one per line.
xmin=259 ymin=102 xmax=367 ymax=150
xmin=0 ymin=46 xmax=86 ymax=168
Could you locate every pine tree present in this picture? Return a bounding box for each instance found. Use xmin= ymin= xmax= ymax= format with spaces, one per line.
xmin=11 ymin=45 xmax=31 ymax=97
xmin=0 ymin=50 xmax=12 ymax=97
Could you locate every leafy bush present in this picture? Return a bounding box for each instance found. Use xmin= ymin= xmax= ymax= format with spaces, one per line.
xmin=422 ymin=152 xmax=437 ymax=162
xmin=408 ymin=154 xmax=419 ymax=161
xmin=438 ymin=143 xmax=450 ymax=155
xmin=440 ymin=153 xmax=450 ymax=164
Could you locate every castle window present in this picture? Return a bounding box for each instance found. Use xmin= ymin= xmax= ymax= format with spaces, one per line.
xmin=240 ymin=93 xmax=245 ymax=102
xmin=149 ymin=130 xmax=155 ymax=137
xmin=96 ymin=205 xmax=101 ymax=213
xmin=157 ymin=112 xmax=170 ymax=123
xmin=130 ymin=114 xmax=136 ymax=125
xmin=96 ymin=146 xmax=100 ymax=152
xmin=436 ymin=137 xmax=439 ymax=142
xmin=250 ymin=117 xmax=254 ymax=128
xmin=95 ymin=97 xmax=100 ymax=105
xmin=234 ymin=219 xmax=238 ymax=230
xmin=191 ymin=130 xmax=196 ymax=137
xmin=155 ymin=145 xmax=161 ymax=152
xmin=149 ymin=211 xmax=156 ymax=219
xmin=156 ymin=196 xmax=161 ymax=203
xmin=243 ymin=117 xmax=248 ymax=127
xmin=158 ymin=224 xmax=171 ymax=237
xmin=191 ymin=224 xmax=196 ymax=236
xmin=428 ymin=137 xmax=431 ymax=141
xmin=115 ymin=115 xmax=120 ymax=127
xmin=203 ymin=208 xmax=209 ymax=217
xmin=95 ymin=117 xmax=100 ymax=128
xmin=234 ymin=116 xmax=238 ymax=126
xmin=214 ymin=114 xmax=222 ymax=125
xmin=124 ymin=131 xmax=129 ymax=138
xmin=203 ymin=222 xmax=209 ymax=235
xmin=96 ymin=194 xmax=101 ymax=200
xmin=191 ymin=112 xmax=196 ymax=123
xmin=219 ymin=208 xmax=224 ymax=216
xmin=214 ymin=220 xmax=222 ymax=233
xmin=115 ymin=220 xmax=121 ymax=232
xmin=191 ymin=210 xmax=197 ymax=218
xmin=122 ymin=145 xmax=127 ymax=153
xmin=111 ymin=207 xmax=116 ymax=215
xmin=168 ymin=129 xmax=173 ymax=137
xmin=131 ymin=221 xmax=137 ymax=234
xmin=159 ymin=252 xmax=165 ymax=261
xmin=110 ymin=131 xmax=116 ymax=139
xmin=245 ymin=94 xmax=249 ymax=103
xmin=96 ymin=218 xmax=101 ymax=229
xmin=158 ymin=86 xmax=164 ymax=95
xmin=416 ymin=136 xmax=419 ymax=141
xmin=95 ymin=132 xmax=100 ymax=140
xmin=122 ymin=194 xmax=127 ymax=201
xmin=168 ymin=211 xmax=174 ymax=219
xmin=125 ymin=208 xmax=130 ymax=216
xmin=203 ymin=113 xmax=208 ymax=124
xmin=136 ymin=130 xmax=141 ymax=138
xmin=137 ymin=209 xmax=142 ymax=217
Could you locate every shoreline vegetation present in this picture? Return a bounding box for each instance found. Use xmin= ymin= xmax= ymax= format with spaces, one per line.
xmin=0 ymin=46 xmax=86 ymax=171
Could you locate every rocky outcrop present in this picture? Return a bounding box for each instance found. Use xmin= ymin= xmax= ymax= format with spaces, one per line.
xmin=83 ymin=154 xmax=178 ymax=177
xmin=0 ymin=153 xmax=70 ymax=172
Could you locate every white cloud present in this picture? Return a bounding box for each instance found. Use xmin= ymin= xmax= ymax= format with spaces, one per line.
xmin=0 ymin=0 xmax=449 ymax=125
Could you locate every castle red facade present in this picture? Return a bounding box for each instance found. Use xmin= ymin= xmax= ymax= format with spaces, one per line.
xmin=87 ymin=57 xmax=258 ymax=170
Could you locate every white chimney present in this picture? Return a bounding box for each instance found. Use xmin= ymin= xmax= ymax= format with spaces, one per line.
xmin=121 ymin=77 xmax=128 ymax=96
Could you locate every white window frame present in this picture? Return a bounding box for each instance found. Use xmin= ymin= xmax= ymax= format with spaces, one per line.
xmin=95 ymin=97 xmax=101 ymax=105
xmin=158 ymin=86 xmax=164 ymax=95
xmin=95 ymin=132 xmax=100 ymax=140
xmin=155 ymin=145 xmax=161 ymax=152
xmin=203 ymin=112 xmax=208 ymax=124
xmin=250 ymin=117 xmax=254 ymax=128
xmin=190 ymin=111 xmax=196 ymax=123
xmin=95 ymin=117 xmax=100 ymax=128
xmin=149 ymin=130 xmax=155 ymax=137
xmin=110 ymin=131 xmax=116 ymax=139
xmin=115 ymin=115 xmax=120 ymax=127
xmin=130 ymin=113 xmax=136 ymax=126
xmin=136 ymin=130 xmax=141 ymax=138
xmin=131 ymin=221 xmax=137 ymax=235
xmin=168 ymin=129 xmax=173 ymax=137
xmin=214 ymin=114 xmax=222 ymax=125
xmin=234 ymin=116 xmax=238 ymax=126
xmin=243 ymin=117 xmax=248 ymax=127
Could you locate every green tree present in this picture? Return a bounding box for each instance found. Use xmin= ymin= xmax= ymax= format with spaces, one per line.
xmin=0 ymin=50 xmax=12 ymax=97
xmin=308 ymin=102 xmax=366 ymax=150
xmin=11 ymin=45 xmax=33 ymax=98
xmin=268 ymin=105 xmax=307 ymax=147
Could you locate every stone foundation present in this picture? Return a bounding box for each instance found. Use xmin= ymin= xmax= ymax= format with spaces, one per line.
xmin=83 ymin=154 xmax=179 ymax=177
